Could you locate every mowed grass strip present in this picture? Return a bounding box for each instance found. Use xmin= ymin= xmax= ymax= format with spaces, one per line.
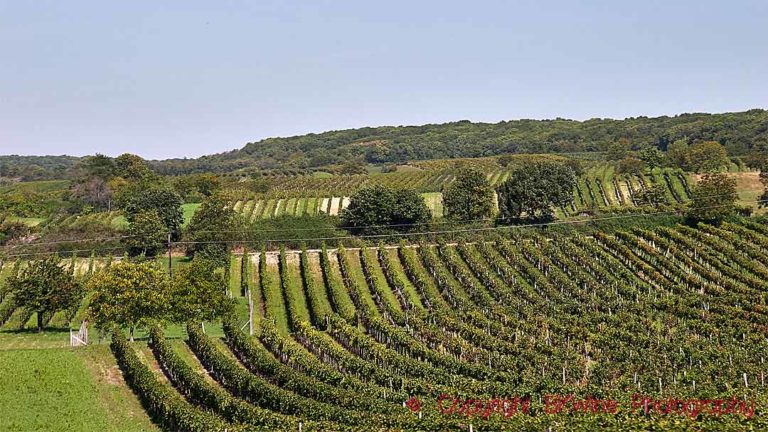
xmin=262 ymin=256 xmax=290 ymax=334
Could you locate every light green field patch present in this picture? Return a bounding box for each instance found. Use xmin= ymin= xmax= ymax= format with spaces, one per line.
xmin=241 ymin=200 xmax=255 ymax=218
xmin=181 ymin=203 xmax=201 ymax=226
xmin=295 ymin=197 xmax=307 ymax=216
xmin=0 ymin=347 xmax=157 ymax=432
xmin=305 ymin=197 xmax=317 ymax=216
xmin=251 ymin=200 xmax=265 ymax=221
xmin=6 ymin=216 xmax=46 ymax=227
xmin=422 ymin=192 xmax=443 ymax=218
xmin=262 ymin=199 xmax=277 ymax=219
xmin=284 ymin=198 xmax=297 ymax=216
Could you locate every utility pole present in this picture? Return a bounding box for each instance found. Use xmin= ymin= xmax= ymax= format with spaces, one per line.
xmin=167 ymin=233 xmax=173 ymax=278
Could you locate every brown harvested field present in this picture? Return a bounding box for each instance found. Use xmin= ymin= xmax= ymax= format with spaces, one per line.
xmin=691 ymin=172 xmax=765 ymax=214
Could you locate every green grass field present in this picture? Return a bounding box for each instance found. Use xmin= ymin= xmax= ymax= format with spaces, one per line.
xmin=0 ymin=347 xmax=157 ymax=432
xmin=6 ymin=216 xmax=46 ymax=227
xmin=181 ymin=203 xmax=201 ymax=226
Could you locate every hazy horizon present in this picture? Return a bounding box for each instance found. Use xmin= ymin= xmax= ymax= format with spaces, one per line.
xmin=2 ymin=1 xmax=767 ymax=159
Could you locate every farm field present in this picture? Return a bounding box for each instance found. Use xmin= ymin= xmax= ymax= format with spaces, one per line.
xmin=0 ymin=346 xmax=157 ymax=432
xmin=5 ymin=219 xmax=765 ymax=429
xmin=691 ymin=171 xmax=767 ymax=215
xmin=223 ymin=165 xmax=696 ymax=222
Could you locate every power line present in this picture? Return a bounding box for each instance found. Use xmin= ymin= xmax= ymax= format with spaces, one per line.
xmin=2 ymin=196 xmax=761 ymax=259
xmin=176 ymin=200 xmax=768 ymax=245
xmin=1 ymin=246 xmax=126 ymax=259
xmin=181 ymin=190 xmax=751 ymax=234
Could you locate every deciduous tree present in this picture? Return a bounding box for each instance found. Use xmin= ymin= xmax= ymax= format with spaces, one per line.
xmin=185 ymin=194 xmax=239 ymax=268
xmin=122 ymin=188 xmax=184 ymax=241
xmin=666 ymin=139 xmax=690 ymax=169
xmin=5 ymin=257 xmax=83 ymax=332
xmin=687 ymin=141 xmax=729 ymax=173
xmin=169 ymin=258 xmax=234 ymax=326
xmin=616 ymin=157 xmax=645 ymax=175
xmin=124 ymin=210 xmax=167 ymax=257
xmin=639 ymin=145 xmax=664 ymax=170
xmin=606 ymin=138 xmax=631 ymax=161
xmin=88 ymin=261 xmax=170 ymax=340
xmin=442 ymin=167 xmax=494 ymax=221
xmin=340 ymin=185 xmax=431 ymax=235
xmin=634 ymin=184 xmax=667 ymax=208
xmin=686 ymin=173 xmax=738 ymax=224
xmin=497 ymin=161 xmax=576 ymax=221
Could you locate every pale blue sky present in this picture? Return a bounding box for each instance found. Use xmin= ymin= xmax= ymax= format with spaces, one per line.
xmin=1 ymin=1 xmax=766 ymax=159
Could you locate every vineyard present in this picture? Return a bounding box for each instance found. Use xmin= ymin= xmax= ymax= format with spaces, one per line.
xmin=223 ymin=164 xmax=694 ymax=221
xmin=12 ymin=219 xmax=758 ymax=430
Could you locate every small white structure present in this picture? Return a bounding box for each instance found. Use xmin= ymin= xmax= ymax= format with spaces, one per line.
xmin=70 ymin=320 xmax=88 ymax=347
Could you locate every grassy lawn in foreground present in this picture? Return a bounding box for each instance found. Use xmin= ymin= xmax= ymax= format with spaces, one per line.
xmin=0 ymin=347 xmax=157 ymax=432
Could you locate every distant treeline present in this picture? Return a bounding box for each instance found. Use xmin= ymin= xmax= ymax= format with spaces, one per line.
xmin=3 ymin=109 xmax=767 ymax=179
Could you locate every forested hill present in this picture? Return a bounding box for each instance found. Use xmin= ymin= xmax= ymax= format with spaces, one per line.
xmin=3 ymin=109 xmax=768 ymax=179
xmin=130 ymin=108 xmax=768 ymax=175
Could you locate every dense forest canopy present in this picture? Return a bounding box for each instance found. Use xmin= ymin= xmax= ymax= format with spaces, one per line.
xmin=2 ymin=109 xmax=767 ymax=179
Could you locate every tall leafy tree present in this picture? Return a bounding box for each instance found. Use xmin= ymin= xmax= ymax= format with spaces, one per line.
xmin=687 ymin=141 xmax=729 ymax=173
xmin=606 ymin=138 xmax=631 ymax=161
xmin=71 ymin=154 xmax=117 ymax=210
xmin=169 ymin=258 xmax=234 ymax=326
xmin=616 ymin=157 xmax=645 ymax=175
xmin=340 ymin=185 xmax=431 ymax=235
xmin=78 ymin=153 xmax=117 ymax=180
xmin=496 ymin=161 xmax=576 ymax=221
xmin=114 ymin=153 xmax=155 ymax=181
xmin=634 ymin=184 xmax=667 ymax=208
xmin=5 ymin=257 xmax=83 ymax=332
xmin=88 ymin=261 xmax=170 ymax=340
xmin=639 ymin=145 xmax=665 ymax=170
xmin=185 ymin=194 xmax=239 ymax=268
xmin=442 ymin=167 xmax=495 ymax=221
xmin=755 ymin=159 xmax=768 ymax=209
xmin=124 ymin=210 xmax=167 ymax=257
xmin=666 ymin=138 xmax=690 ymax=169
xmin=686 ymin=173 xmax=738 ymax=224
xmin=123 ymin=188 xmax=184 ymax=241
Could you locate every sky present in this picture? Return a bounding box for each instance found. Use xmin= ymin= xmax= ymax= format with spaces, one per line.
xmin=1 ymin=0 xmax=766 ymax=159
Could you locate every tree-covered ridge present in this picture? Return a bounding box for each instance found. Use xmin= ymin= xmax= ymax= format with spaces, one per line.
xmin=167 ymin=108 xmax=768 ymax=174
xmin=3 ymin=109 xmax=767 ymax=178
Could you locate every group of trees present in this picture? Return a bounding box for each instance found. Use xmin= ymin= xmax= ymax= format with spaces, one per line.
xmin=69 ymin=152 xmax=221 ymax=216
xmin=3 ymin=254 xmax=234 ymax=337
xmin=496 ymin=162 xmax=576 ymax=221
xmin=5 ymin=110 xmax=766 ymax=177
xmin=341 ymin=161 xmax=579 ymax=235
xmin=340 ymin=185 xmax=431 ymax=236
xmin=183 ymin=109 xmax=768 ymax=173
xmin=687 ymin=173 xmax=739 ymax=224
xmin=88 ymin=258 xmax=233 ymax=340
xmin=615 ymin=140 xmax=730 ymax=174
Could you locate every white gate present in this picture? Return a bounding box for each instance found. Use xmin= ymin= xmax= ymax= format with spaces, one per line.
xmin=70 ymin=320 xmax=88 ymax=347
